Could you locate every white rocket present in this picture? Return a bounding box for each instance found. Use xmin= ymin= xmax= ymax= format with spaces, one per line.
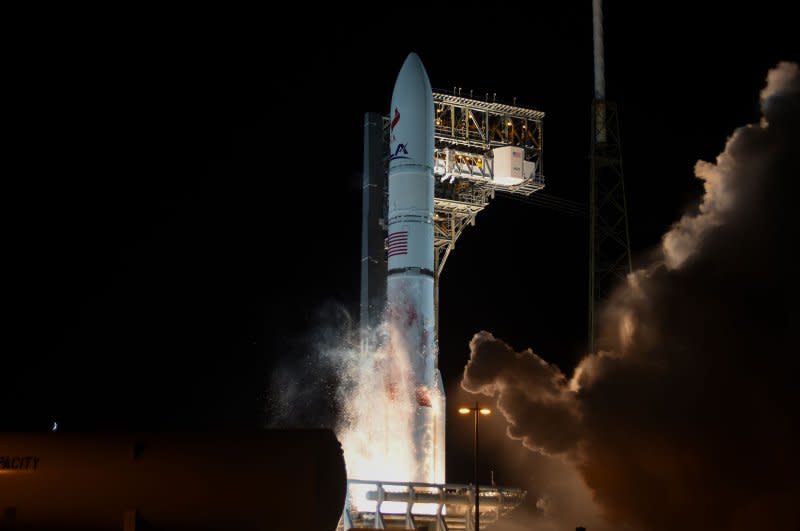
xmin=386 ymin=53 xmax=445 ymax=484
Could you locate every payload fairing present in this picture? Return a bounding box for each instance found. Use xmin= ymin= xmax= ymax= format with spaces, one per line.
xmin=386 ymin=53 xmax=445 ymax=483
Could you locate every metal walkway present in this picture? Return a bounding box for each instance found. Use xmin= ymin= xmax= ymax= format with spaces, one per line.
xmin=341 ymin=479 xmax=526 ymax=530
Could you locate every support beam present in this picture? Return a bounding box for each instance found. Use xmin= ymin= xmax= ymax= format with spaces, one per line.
xmin=360 ymin=112 xmax=388 ymax=352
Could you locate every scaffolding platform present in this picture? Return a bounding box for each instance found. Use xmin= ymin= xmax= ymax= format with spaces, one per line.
xmin=430 ymin=91 xmax=545 ymax=276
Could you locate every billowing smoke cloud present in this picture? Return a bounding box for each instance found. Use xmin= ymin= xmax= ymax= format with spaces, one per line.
xmin=266 ymin=302 xmax=353 ymax=429
xmin=462 ymin=62 xmax=800 ymax=531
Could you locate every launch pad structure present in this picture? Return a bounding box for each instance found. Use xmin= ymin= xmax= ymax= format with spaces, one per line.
xmin=354 ymin=91 xmax=544 ymax=529
xmin=342 ymin=479 xmax=526 ymax=531
xmin=361 ymin=91 xmax=545 ymax=342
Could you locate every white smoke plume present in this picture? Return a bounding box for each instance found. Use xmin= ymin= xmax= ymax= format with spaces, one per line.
xmin=333 ymin=319 xmax=417 ymax=484
xmin=266 ymin=302 xmax=419 ymax=492
xmin=462 ymin=62 xmax=800 ymax=531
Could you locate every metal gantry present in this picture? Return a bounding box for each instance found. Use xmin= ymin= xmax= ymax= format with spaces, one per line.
xmin=360 ymin=94 xmax=546 ymax=344
xmin=588 ymin=0 xmax=632 ymax=354
xmin=588 ymin=100 xmax=632 ymax=353
xmin=341 ymin=479 xmax=526 ymax=531
xmin=431 ymin=91 xmax=545 ymax=278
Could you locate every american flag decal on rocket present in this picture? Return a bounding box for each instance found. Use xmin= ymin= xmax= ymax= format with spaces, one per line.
xmin=388 ymin=231 xmax=408 ymax=257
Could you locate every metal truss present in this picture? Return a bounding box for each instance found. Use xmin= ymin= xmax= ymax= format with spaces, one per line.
xmin=588 ymin=100 xmax=632 ymax=353
xmin=341 ymin=479 xmax=526 ymax=531
xmin=430 ymin=92 xmax=545 ymax=284
xmin=433 ymin=91 xmax=544 ymax=192
xmin=433 ymin=92 xmax=545 ymax=149
xmin=433 ymin=181 xmax=493 ymax=277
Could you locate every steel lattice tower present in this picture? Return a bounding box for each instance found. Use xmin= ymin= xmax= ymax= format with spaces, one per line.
xmin=589 ymin=0 xmax=632 ymax=353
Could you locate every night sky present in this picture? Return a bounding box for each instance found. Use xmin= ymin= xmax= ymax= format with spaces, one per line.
xmin=5 ymin=2 xmax=797 ymax=520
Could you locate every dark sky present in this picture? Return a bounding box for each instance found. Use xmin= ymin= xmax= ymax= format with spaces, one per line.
xmin=4 ymin=1 xmax=795 ymax=479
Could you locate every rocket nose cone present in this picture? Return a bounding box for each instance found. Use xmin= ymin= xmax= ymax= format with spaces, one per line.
xmin=398 ymin=52 xmax=428 ymax=83
xmin=403 ymin=52 xmax=423 ymax=69
xmin=389 ymin=51 xmax=434 ymax=172
xmin=393 ymin=52 xmax=432 ymax=100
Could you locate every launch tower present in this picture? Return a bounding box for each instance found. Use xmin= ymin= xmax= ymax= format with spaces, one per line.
xmin=354 ymin=78 xmax=543 ymax=528
xmin=588 ymin=0 xmax=633 ymax=353
xmin=362 ymin=92 xmax=545 ymax=346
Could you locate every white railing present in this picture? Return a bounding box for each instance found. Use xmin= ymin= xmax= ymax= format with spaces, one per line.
xmin=342 ymin=479 xmax=526 ymax=530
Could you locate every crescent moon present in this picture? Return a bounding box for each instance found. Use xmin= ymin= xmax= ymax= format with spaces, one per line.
xmin=52 ymin=421 xmax=58 ymax=431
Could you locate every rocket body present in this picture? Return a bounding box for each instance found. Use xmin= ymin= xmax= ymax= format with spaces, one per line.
xmin=387 ymin=53 xmax=443 ymax=483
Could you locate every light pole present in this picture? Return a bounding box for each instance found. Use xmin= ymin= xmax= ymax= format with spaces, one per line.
xmin=459 ymin=402 xmax=491 ymax=531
